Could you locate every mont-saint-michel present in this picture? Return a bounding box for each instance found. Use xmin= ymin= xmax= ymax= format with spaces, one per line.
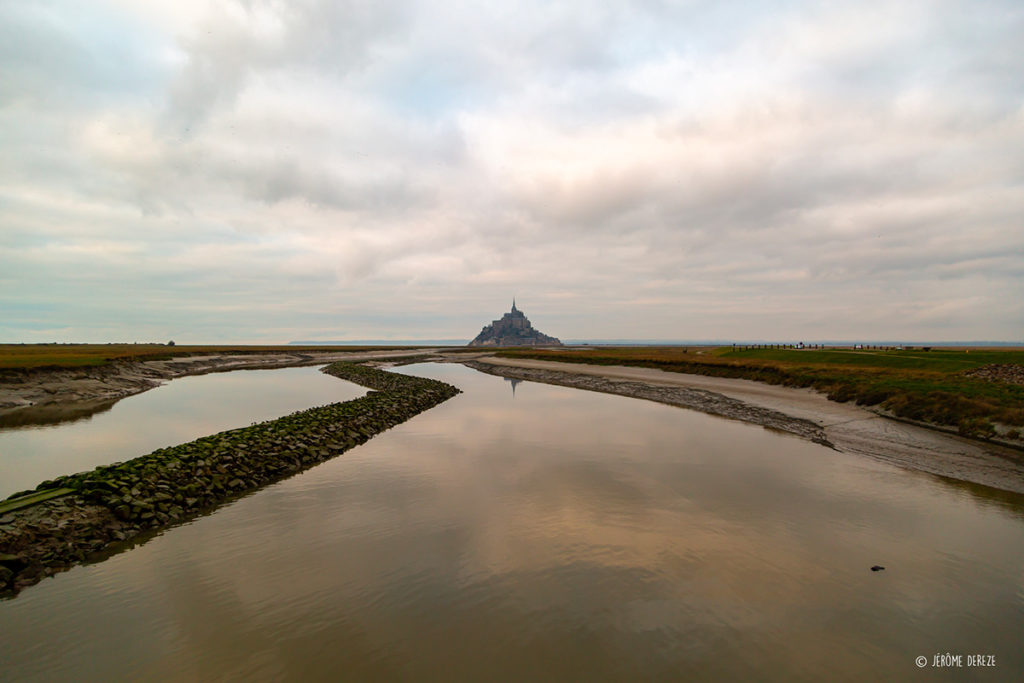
xmin=468 ymin=301 xmax=562 ymax=347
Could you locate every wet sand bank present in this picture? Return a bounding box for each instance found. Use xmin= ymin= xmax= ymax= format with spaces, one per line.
xmin=467 ymin=356 xmax=1024 ymax=495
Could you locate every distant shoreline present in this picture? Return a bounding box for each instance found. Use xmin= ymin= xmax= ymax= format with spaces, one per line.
xmin=289 ymin=339 xmax=1024 ymax=347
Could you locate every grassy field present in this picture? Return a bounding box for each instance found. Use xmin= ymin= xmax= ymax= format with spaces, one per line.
xmin=0 ymin=343 xmax=422 ymax=370
xmin=495 ymin=346 xmax=1024 ymax=438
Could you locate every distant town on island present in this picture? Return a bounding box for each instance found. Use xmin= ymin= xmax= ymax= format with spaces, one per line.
xmin=468 ymin=300 xmax=562 ymax=347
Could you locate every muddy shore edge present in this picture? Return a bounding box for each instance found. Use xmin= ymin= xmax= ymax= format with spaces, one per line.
xmin=0 ymin=363 xmax=460 ymax=596
xmin=0 ymin=349 xmax=444 ymax=415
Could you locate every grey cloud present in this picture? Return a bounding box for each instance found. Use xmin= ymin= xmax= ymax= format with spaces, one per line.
xmin=227 ymin=156 xmax=427 ymax=211
xmin=163 ymin=0 xmax=410 ymax=130
xmin=1 ymin=0 xmax=1022 ymax=343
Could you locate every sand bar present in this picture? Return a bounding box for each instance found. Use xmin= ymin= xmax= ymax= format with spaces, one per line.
xmin=467 ymin=356 xmax=1024 ymax=495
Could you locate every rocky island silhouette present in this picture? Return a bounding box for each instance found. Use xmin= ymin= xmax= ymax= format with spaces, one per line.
xmin=468 ymin=301 xmax=562 ymax=347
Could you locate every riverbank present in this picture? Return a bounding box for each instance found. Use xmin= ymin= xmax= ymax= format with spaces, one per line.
xmin=467 ymin=357 xmax=1024 ymax=495
xmin=0 ymin=349 xmax=441 ymax=418
xmin=492 ymin=346 xmax=1024 ymax=443
xmin=0 ymin=363 xmax=459 ymax=596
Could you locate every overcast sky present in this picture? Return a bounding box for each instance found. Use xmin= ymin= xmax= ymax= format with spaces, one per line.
xmin=2 ymin=0 xmax=1022 ymax=343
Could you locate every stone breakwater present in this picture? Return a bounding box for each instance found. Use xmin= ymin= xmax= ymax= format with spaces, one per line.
xmin=0 ymin=363 xmax=460 ymax=596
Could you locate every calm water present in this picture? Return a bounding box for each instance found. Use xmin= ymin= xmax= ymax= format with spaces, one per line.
xmin=1 ymin=363 xmax=1023 ymax=681
xmin=0 ymin=366 xmax=365 ymax=498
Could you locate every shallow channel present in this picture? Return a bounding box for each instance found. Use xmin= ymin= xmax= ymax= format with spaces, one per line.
xmin=1 ymin=363 xmax=1023 ymax=681
xmin=0 ymin=366 xmax=365 ymax=499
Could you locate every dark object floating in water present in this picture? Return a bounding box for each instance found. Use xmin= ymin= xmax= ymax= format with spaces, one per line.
xmin=871 ymin=565 xmax=885 ymax=571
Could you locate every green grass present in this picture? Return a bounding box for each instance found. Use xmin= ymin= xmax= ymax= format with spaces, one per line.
xmin=722 ymin=347 xmax=1024 ymax=372
xmin=494 ymin=346 xmax=1024 ymax=436
xmin=0 ymin=488 xmax=75 ymax=514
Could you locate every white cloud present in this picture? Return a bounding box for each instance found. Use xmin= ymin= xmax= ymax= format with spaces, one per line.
xmin=1 ymin=0 xmax=1022 ymax=342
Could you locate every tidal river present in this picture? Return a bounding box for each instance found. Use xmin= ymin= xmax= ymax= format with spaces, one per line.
xmin=1 ymin=363 xmax=1023 ymax=681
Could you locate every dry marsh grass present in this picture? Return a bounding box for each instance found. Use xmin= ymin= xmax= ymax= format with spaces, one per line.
xmin=0 ymin=344 xmax=417 ymax=370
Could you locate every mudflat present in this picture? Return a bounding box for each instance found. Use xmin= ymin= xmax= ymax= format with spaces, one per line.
xmin=0 ymin=349 xmax=440 ymax=416
xmin=3 ymin=349 xmax=1021 ymax=495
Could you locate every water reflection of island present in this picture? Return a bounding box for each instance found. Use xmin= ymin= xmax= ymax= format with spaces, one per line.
xmin=504 ymin=376 xmax=522 ymax=397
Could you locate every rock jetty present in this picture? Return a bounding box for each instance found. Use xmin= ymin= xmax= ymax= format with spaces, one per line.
xmin=963 ymin=364 xmax=1024 ymax=387
xmin=0 ymin=362 xmax=460 ymax=596
xmin=468 ymin=301 xmax=561 ymax=347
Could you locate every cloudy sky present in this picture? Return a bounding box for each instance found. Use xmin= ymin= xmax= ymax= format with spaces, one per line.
xmin=2 ymin=0 xmax=1022 ymax=343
